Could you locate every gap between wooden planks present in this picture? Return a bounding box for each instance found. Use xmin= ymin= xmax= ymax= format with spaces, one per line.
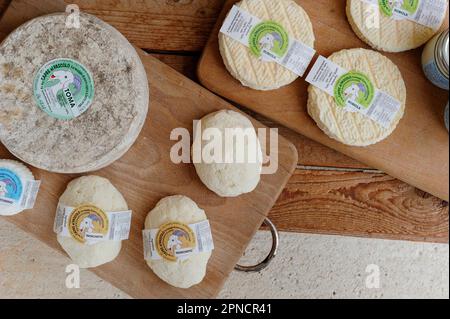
xmin=0 ymin=1 xmax=448 ymax=243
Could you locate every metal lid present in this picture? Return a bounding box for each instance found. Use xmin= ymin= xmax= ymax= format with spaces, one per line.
xmin=436 ymin=29 xmax=449 ymax=79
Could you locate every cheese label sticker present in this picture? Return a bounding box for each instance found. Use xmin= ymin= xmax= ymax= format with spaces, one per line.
xmin=306 ymin=56 xmax=401 ymax=128
xmin=220 ymin=5 xmax=316 ymax=76
xmin=33 ymin=58 xmax=95 ymax=120
xmin=0 ymin=168 xmax=41 ymax=211
xmin=143 ymin=220 xmax=214 ymax=262
xmin=360 ymin=0 xmax=448 ymax=29
xmin=54 ymin=203 xmax=132 ymax=245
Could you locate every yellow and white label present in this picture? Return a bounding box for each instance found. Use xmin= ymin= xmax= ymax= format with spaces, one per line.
xmin=143 ymin=220 xmax=214 ymax=262
xmin=54 ymin=203 xmax=132 ymax=245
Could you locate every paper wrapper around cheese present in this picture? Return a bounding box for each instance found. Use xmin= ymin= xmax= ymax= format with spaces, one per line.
xmin=307 ymin=48 xmax=406 ymax=147
xmin=219 ymin=0 xmax=315 ymax=90
xmin=0 ymin=13 xmax=149 ymax=173
xmin=144 ymin=195 xmax=212 ymax=289
xmin=346 ymin=0 xmax=448 ymax=52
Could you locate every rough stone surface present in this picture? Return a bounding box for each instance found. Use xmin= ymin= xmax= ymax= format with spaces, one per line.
xmin=0 ymin=13 xmax=149 ymax=173
xmin=0 ymin=219 xmax=447 ymax=299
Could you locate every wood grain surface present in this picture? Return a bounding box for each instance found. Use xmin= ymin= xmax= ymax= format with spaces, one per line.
xmin=198 ymin=0 xmax=450 ymax=201
xmin=0 ymin=0 xmax=298 ymax=298
xmin=0 ymin=0 xmax=448 ymax=244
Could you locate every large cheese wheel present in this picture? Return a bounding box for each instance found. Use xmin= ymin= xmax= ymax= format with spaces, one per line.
xmin=219 ymin=0 xmax=315 ymax=90
xmin=0 ymin=13 xmax=149 ymax=173
xmin=307 ymin=48 xmax=406 ymax=146
xmin=347 ymin=0 xmax=448 ymax=52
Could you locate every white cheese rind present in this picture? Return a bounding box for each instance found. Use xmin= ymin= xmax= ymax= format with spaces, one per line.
xmin=307 ymin=48 xmax=406 ymax=147
xmin=144 ymin=195 xmax=211 ymax=289
xmin=0 ymin=159 xmax=34 ymax=216
xmin=219 ymin=0 xmax=315 ymax=90
xmin=193 ymin=110 xmax=263 ymax=197
xmin=346 ymin=0 xmax=448 ymax=52
xmin=0 ymin=13 xmax=149 ymax=173
xmin=57 ymin=175 xmax=129 ymax=269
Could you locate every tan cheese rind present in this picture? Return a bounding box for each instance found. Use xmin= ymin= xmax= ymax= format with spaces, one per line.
xmin=219 ymin=0 xmax=315 ymax=90
xmin=0 ymin=13 xmax=149 ymax=173
xmin=145 ymin=195 xmax=211 ymax=289
xmin=307 ymin=48 xmax=406 ymax=147
xmin=346 ymin=0 xmax=448 ymax=52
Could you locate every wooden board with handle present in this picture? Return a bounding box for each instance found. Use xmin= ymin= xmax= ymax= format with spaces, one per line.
xmin=0 ymin=0 xmax=298 ymax=299
xmin=198 ymin=0 xmax=450 ymax=201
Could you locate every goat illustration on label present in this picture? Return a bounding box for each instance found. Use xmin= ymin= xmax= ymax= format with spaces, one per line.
xmin=68 ymin=205 xmax=109 ymax=244
xmin=33 ymin=58 xmax=95 ymax=120
xmin=0 ymin=168 xmax=23 ymax=206
xmin=155 ymin=223 xmax=197 ymax=262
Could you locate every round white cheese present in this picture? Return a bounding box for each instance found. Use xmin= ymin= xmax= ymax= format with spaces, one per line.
xmin=57 ymin=175 xmax=128 ymax=268
xmin=0 ymin=13 xmax=149 ymax=173
xmin=307 ymin=48 xmax=406 ymax=146
xmin=0 ymin=159 xmax=34 ymax=216
xmin=193 ymin=110 xmax=262 ymax=197
xmin=346 ymin=0 xmax=448 ymax=52
xmin=218 ymin=0 xmax=315 ymax=90
xmin=144 ymin=195 xmax=211 ymax=289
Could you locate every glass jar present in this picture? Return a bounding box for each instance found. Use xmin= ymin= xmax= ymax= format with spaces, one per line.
xmin=422 ymin=29 xmax=449 ymax=90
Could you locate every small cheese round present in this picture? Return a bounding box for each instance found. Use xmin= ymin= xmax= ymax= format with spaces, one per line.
xmin=307 ymin=48 xmax=406 ymax=146
xmin=0 ymin=13 xmax=149 ymax=173
xmin=57 ymin=175 xmax=128 ymax=269
xmin=144 ymin=195 xmax=211 ymax=289
xmin=193 ymin=110 xmax=263 ymax=197
xmin=0 ymin=159 xmax=34 ymax=216
xmin=218 ymin=0 xmax=315 ymax=90
xmin=346 ymin=0 xmax=448 ymax=52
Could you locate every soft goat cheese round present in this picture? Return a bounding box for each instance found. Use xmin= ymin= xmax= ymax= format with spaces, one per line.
xmin=0 ymin=159 xmax=34 ymax=216
xmin=346 ymin=0 xmax=448 ymax=52
xmin=307 ymin=48 xmax=406 ymax=147
xmin=0 ymin=13 xmax=149 ymax=173
xmin=193 ymin=110 xmax=263 ymax=197
xmin=218 ymin=0 xmax=315 ymax=90
xmin=144 ymin=195 xmax=212 ymax=289
xmin=57 ymin=175 xmax=129 ymax=268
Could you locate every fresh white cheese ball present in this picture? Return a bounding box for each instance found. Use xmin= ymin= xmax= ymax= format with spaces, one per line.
xmin=0 ymin=159 xmax=35 ymax=216
xmin=145 ymin=195 xmax=212 ymax=289
xmin=193 ymin=110 xmax=263 ymax=197
xmin=57 ymin=175 xmax=128 ymax=268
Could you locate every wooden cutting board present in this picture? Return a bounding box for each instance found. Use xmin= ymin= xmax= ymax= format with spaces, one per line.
xmin=0 ymin=0 xmax=297 ymax=299
xmin=198 ymin=0 xmax=450 ymax=201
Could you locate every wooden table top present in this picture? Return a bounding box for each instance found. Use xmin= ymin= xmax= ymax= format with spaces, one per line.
xmin=0 ymin=0 xmax=448 ymax=243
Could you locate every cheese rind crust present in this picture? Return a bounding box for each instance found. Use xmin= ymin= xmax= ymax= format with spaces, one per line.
xmin=0 ymin=13 xmax=149 ymax=173
xmin=307 ymin=48 xmax=406 ymax=147
xmin=219 ymin=0 xmax=315 ymax=90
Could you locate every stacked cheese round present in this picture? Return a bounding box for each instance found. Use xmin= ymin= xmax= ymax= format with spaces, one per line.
xmin=57 ymin=175 xmax=128 ymax=268
xmin=346 ymin=0 xmax=449 ymax=52
xmin=144 ymin=195 xmax=212 ymax=289
xmin=308 ymin=48 xmax=407 ymax=146
xmin=219 ymin=0 xmax=315 ymax=90
xmin=0 ymin=13 xmax=149 ymax=173
xmin=0 ymin=159 xmax=35 ymax=216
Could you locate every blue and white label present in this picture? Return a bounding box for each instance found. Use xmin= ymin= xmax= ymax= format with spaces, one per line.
xmin=0 ymin=168 xmax=23 ymax=206
xmin=0 ymin=168 xmax=41 ymax=211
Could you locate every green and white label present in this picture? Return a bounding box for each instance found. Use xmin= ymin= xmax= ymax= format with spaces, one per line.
xmin=249 ymin=21 xmax=289 ymax=58
xmin=306 ymin=56 xmax=401 ymax=128
xmin=33 ymin=58 xmax=95 ymax=120
xmin=360 ymin=0 xmax=447 ymax=29
xmin=220 ymin=5 xmax=316 ymax=77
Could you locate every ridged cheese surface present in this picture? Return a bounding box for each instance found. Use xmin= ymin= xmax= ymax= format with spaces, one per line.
xmin=347 ymin=0 xmax=448 ymax=52
xmin=307 ymin=48 xmax=406 ymax=147
xmin=219 ymin=0 xmax=315 ymax=90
